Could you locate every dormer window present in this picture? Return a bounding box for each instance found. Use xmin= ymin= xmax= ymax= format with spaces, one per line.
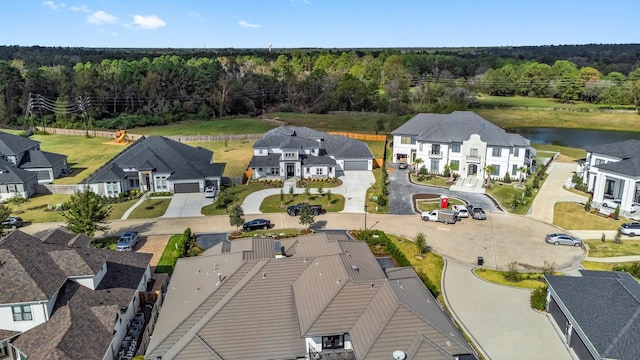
xmin=12 ymin=305 xmax=32 ymax=321
xmin=322 ymin=335 xmax=344 ymax=349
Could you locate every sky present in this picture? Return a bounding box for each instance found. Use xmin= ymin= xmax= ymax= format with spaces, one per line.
xmin=0 ymin=0 xmax=638 ymax=49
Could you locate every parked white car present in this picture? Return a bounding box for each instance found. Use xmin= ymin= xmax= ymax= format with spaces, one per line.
xmin=601 ymin=199 xmax=638 ymax=212
xmin=204 ymin=186 xmax=217 ymax=198
xmin=451 ymin=205 xmax=469 ymax=218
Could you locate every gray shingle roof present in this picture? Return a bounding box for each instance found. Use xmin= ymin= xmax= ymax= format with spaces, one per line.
xmin=585 ymin=139 xmax=640 ymax=159
xmin=392 ymin=111 xmax=530 ymax=147
xmin=0 ymin=132 xmax=39 ymax=156
xmin=249 ymin=153 xmax=280 ymax=168
xmin=0 ymin=158 xmax=38 ymax=184
xmin=545 ymin=271 xmax=640 ymax=360
xmin=147 ymin=234 xmax=474 ymax=360
xmin=5 ymin=230 xmax=152 ymax=360
xmin=302 ymin=155 xmax=337 ymax=166
xmin=18 ymin=150 xmax=67 ymax=169
xmin=87 ymin=136 xmax=222 ymax=183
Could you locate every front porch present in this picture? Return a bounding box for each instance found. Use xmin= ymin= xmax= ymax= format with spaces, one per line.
xmin=591 ymin=171 xmax=640 ymax=216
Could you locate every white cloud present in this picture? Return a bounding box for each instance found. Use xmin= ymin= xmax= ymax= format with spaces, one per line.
xmin=69 ymin=4 xmax=90 ymax=12
xmin=42 ymin=1 xmax=66 ymax=11
xmin=132 ymin=15 xmax=167 ymax=30
xmin=238 ymin=20 xmax=260 ymax=28
xmin=88 ymin=10 xmax=118 ymax=25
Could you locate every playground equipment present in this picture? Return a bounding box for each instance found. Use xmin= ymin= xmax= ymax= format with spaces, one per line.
xmin=114 ymin=130 xmax=129 ymax=143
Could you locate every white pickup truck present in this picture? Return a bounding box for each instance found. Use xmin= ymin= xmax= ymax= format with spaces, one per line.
xmin=421 ymin=210 xmax=458 ymax=224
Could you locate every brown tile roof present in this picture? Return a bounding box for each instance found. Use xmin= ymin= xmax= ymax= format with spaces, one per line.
xmin=0 ymin=329 xmax=19 ymax=342
xmin=146 ymin=233 xmax=474 ymax=360
xmin=2 ymin=230 xmax=152 ymax=360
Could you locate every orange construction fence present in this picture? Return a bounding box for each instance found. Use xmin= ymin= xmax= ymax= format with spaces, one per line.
xmin=373 ymin=158 xmax=384 ymax=169
xmin=242 ymin=168 xmax=253 ymax=184
xmin=327 ymin=132 xmax=386 ymax=142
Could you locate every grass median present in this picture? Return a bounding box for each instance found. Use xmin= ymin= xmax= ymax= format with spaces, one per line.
xmin=259 ymin=193 xmax=345 ymax=213
xmin=554 ymin=202 xmax=628 ymax=230
xmin=584 ymin=239 xmax=640 ymax=257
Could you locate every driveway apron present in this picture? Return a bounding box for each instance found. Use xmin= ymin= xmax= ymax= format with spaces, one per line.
xmin=162 ymin=193 xmax=208 ymax=218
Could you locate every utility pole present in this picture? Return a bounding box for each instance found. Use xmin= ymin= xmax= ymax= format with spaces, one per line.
xmin=77 ymin=94 xmax=91 ymax=137
xmin=261 ymin=87 xmax=266 ymax=115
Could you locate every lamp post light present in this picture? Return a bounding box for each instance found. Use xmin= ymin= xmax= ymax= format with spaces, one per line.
xmin=364 ymin=205 xmax=368 ymax=230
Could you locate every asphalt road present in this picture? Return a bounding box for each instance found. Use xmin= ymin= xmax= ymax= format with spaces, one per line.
xmin=388 ymin=165 xmax=498 ymax=215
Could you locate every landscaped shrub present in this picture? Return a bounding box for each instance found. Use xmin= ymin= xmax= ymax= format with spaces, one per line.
xmin=148 ymin=191 xmax=173 ymax=197
xmin=585 ymin=195 xmax=592 ymax=212
xmin=503 ymin=172 xmax=511 ymax=183
xmin=530 ymin=286 xmax=548 ymax=311
xmin=612 ymin=262 xmax=640 ymax=279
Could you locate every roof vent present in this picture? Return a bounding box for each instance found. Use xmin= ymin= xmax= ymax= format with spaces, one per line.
xmin=195 ymin=287 xmax=200 ymax=293
xmin=351 ymin=265 xmax=359 ymax=271
xmin=370 ymin=282 xmax=374 ymax=289
xmin=216 ymin=273 xmax=226 ymax=286
xmin=262 ymin=272 xmax=267 ymax=279
xmin=393 ymin=350 xmax=407 ymax=360
xmin=303 ymin=257 xmax=308 ymax=263
xmin=336 ymin=279 xmax=341 ymax=285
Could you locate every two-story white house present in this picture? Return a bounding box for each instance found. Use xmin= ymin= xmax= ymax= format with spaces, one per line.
xmin=391 ymin=111 xmax=534 ymax=182
xmin=0 ymin=229 xmax=152 ymax=360
xmin=578 ymin=139 xmax=640 ymax=216
xmin=249 ymin=126 xmax=374 ymax=180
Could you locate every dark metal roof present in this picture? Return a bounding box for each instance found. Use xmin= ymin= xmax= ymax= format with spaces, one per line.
xmin=545 ymin=271 xmax=640 ymax=360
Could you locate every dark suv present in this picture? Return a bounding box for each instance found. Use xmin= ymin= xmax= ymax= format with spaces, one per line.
xmin=287 ymin=203 xmax=323 ymax=216
xmin=620 ymin=222 xmax=640 ymax=237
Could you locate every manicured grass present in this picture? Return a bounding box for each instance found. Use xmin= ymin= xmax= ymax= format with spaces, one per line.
xmin=474 ymin=268 xmax=548 ymax=289
xmin=259 ymin=193 xmax=345 ymax=213
xmin=155 ymin=234 xmax=188 ymax=273
xmin=128 ymin=199 xmax=171 ymax=219
xmin=532 ymin=143 xmax=586 ymax=160
xmin=30 ymin=134 xmax=129 ymax=185
xmin=416 ymin=198 xmax=464 ymax=212
xmin=554 ymin=202 xmax=627 ymax=230
xmin=581 ymin=261 xmax=638 ymax=271
xmin=584 ymin=239 xmax=640 ymax=257
xmin=486 ymin=181 xmax=536 ymax=215
xmin=8 ymin=194 xmax=71 ymax=223
xmin=365 ymin=167 xmax=388 ymax=214
xmin=187 ymin=139 xmax=254 ymax=177
xmin=410 ymin=174 xmax=452 ymax=187
xmin=201 ymin=183 xmax=272 ymax=215
xmin=363 ymin=139 xmax=387 ymax=159
xmin=273 ymin=112 xmax=406 ymax=134
xmin=128 ymin=118 xmax=276 ymax=136
xmin=108 ymin=199 xmax=139 ymax=220
xmin=389 ymin=233 xmax=444 ymax=302
xmin=475 ymin=108 xmax=640 ymax=132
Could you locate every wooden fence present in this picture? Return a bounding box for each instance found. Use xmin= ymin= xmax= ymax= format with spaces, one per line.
xmin=327 ymin=131 xmax=387 ymax=142
xmin=35 ymin=184 xmax=86 ymax=195
xmin=35 ymin=127 xmax=264 ymax=142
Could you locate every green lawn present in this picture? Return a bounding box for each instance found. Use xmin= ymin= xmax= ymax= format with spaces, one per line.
xmin=532 ymin=143 xmax=586 ymax=160
xmin=186 ymin=139 xmax=254 ymax=177
xmin=363 ymin=139 xmax=387 ymax=159
xmin=202 ymin=183 xmax=272 ymax=215
xmin=410 ymin=174 xmax=452 ymax=187
xmin=474 ymin=268 xmax=548 ymax=289
xmin=128 ymin=118 xmax=276 ymax=136
xmin=8 ymin=194 xmax=71 ymax=223
xmin=581 ymin=261 xmax=638 ymax=271
xmin=30 ymin=134 xmax=129 ymax=185
xmin=389 ymin=234 xmax=445 ymax=302
xmin=108 ymin=199 xmax=139 ymax=220
xmin=477 ymin=95 xmax=636 ymax=111
xmin=486 ymin=181 xmax=535 ymax=215
xmin=365 ymin=168 xmax=388 ymax=214
xmin=272 ymin=112 xmax=406 ymax=134
xmin=554 ymin=202 xmax=627 ymax=230
xmin=584 ymin=239 xmax=640 ymax=257
xmin=416 ymin=198 xmax=464 ymax=212
xmin=155 ymin=234 xmax=188 ymax=273
xmin=128 ymin=199 xmax=171 ymax=219
xmin=259 ymin=193 xmax=345 ymax=213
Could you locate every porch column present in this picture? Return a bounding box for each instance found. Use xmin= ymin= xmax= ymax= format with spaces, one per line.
xmin=592 ymin=172 xmax=606 ymax=203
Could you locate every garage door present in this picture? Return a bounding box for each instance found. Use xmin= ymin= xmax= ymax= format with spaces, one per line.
xmin=173 ymin=182 xmax=200 ymax=193
xmin=343 ymin=160 xmax=368 ymax=171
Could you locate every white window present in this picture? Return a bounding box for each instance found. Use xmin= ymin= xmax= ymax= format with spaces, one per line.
xmin=106 ymin=182 xmax=119 ymax=196
xmin=492 ymin=148 xmax=502 ymax=157
xmin=316 ymin=168 xmax=324 ymax=175
xmin=400 ymin=136 xmax=416 ymax=145
xmin=513 ymin=148 xmax=520 ymax=157
xmin=491 ymin=165 xmax=500 ymax=176
xmin=259 ymin=149 xmax=264 ymax=154
xmin=419 ymin=143 xmax=423 ymax=152
xmin=7 ymin=184 xmax=16 ymax=193
xmin=595 ymin=158 xmax=605 ymax=166
xmin=12 ymin=305 xmax=32 ymax=321
xmin=512 ymin=164 xmax=518 ymax=176
xmin=451 ymin=144 xmax=461 ymax=153
xmin=430 ymin=159 xmax=439 ymax=173
xmin=469 ymin=148 xmax=479 ymax=157
xmin=156 ymin=176 xmax=168 ymax=190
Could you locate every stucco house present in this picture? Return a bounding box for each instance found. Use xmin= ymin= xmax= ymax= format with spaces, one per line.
xmin=391 ymin=111 xmax=534 ymax=182
xmin=0 ymin=131 xmax=68 ymax=196
xmin=145 ymin=233 xmax=477 ymax=360
xmin=578 ymin=139 xmax=640 ymax=216
xmin=0 ymin=229 xmax=153 ymax=360
xmin=545 ymin=270 xmax=640 ymax=360
xmin=249 ymin=126 xmax=374 ymax=180
xmin=86 ymin=136 xmax=223 ymax=196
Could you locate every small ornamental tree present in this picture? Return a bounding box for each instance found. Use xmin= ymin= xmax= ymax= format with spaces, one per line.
xmin=614 ymin=205 xmax=621 ymax=220
xmin=326 ymin=190 xmax=333 ymax=204
xmin=298 ymin=203 xmax=315 ymax=230
xmin=63 ymin=189 xmax=112 ymax=236
xmin=229 ymin=205 xmax=245 ymax=233
xmin=484 ymin=165 xmax=496 ymax=187
xmin=413 ymin=158 xmax=423 ymax=175
xmin=317 ymin=185 xmax=324 ymax=196
xmin=585 ymin=195 xmax=592 ymax=212
xmin=289 ymin=184 xmax=295 ymax=198
xmin=279 ymin=188 xmax=284 ymax=207
xmin=0 ymin=204 xmax=11 ymax=236
xmin=10 ymin=193 xmax=27 ymax=213
xmin=304 ymin=182 xmax=311 ymax=196
xmin=415 ymin=232 xmax=426 ymax=255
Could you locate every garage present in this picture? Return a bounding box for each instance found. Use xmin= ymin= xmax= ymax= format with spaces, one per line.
xmin=342 ymin=160 xmax=369 ymax=171
xmin=173 ymin=182 xmax=200 ymax=193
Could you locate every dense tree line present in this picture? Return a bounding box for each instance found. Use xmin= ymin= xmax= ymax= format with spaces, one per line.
xmin=0 ymin=45 xmax=639 ymax=129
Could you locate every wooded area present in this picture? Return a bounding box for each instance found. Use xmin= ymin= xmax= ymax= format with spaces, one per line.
xmin=0 ymin=44 xmax=639 ymax=129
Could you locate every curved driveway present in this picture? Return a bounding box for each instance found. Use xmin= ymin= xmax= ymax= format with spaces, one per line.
xmin=388 ymin=167 xmax=498 ymax=215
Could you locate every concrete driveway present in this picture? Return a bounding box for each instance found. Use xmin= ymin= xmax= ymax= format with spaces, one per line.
xmin=443 ymin=260 xmax=575 ymax=360
xmin=162 ymin=193 xmax=210 ymax=218
xmin=528 ymin=161 xmax=587 ymax=224
xmin=388 ymin=165 xmax=498 ymax=215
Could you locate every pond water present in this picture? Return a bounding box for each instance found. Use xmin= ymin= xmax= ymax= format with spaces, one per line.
xmin=508 ymin=127 xmax=640 ymax=148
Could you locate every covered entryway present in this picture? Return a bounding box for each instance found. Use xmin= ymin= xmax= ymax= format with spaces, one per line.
xmin=468 ymin=164 xmax=478 ymax=176
xmin=286 ymin=163 xmax=295 ymax=178
xmin=173 ymin=182 xmax=200 ymax=193
xmin=343 ymin=160 xmax=369 ymax=171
